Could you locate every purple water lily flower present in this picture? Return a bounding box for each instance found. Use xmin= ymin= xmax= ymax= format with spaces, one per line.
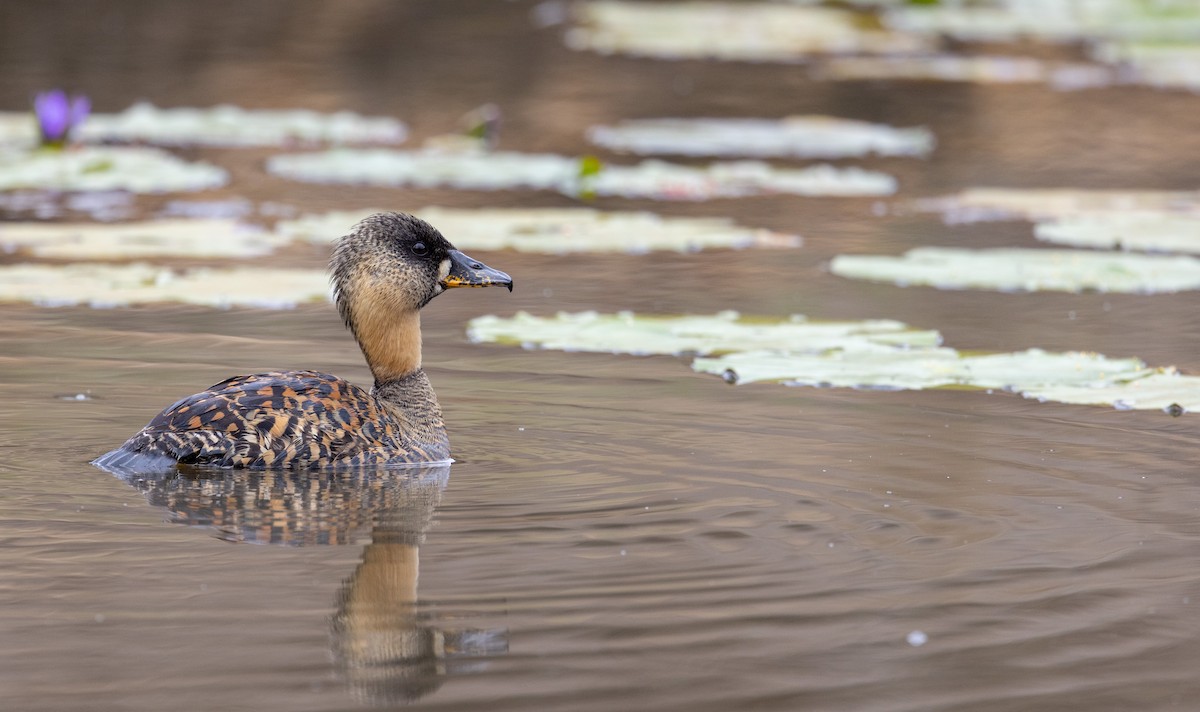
xmin=33 ymin=89 xmax=90 ymax=147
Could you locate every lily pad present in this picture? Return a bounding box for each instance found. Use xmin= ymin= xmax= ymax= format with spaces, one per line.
xmin=565 ymin=1 xmax=930 ymax=61
xmin=813 ymin=56 xmax=1112 ymax=89
xmin=693 ymin=348 xmax=1153 ymax=389
xmin=587 ymin=116 xmax=934 ymax=158
xmin=468 ymin=310 xmax=1194 ymax=411
xmin=265 ymin=149 xmax=897 ymax=200
xmin=0 ymin=146 xmax=226 ymax=193
xmin=1034 ymin=213 xmax=1200 ymax=254
xmin=830 ymin=247 xmax=1200 ymax=293
xmin=917 ymin=188 xmax=1200 ymax=224
xmin=0 ymin=102 xmax=406 ymax=147
xmin=0 ymin=219 xmax=287 ymax=259
xmin=882 ymin=1 xmax=1200 ymax=44
xmin=0 ymin=263 xmax=327 ymax=308
xmin=467 ymin=310 xmax=941 ymax=356
xmin=276 ymin=207 xmax=801 ymax=253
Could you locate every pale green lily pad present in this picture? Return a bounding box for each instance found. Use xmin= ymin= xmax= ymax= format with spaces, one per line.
xmin=882 ymin=2 xmax=1200 ymax=44
xmin=566 ymin=1 xmax=930 ymax=61
xmin=0 ymin=146 xmax=226 ymax=193
xmin=587 ymin=116 xmax=934 ymax=158
xmin=467 ymin=310 xmax=942 ymax=356
xmin=276 ymin=207 xmax=801 ymax=253
xmin=265 ymin=149 xmax=897 ymax=199
xmin=917 ymin=188 xmax=1200 ymax=223
xmin=0 ymin=102 xmax=406 ymax=147
xmin=1093 ymin=41 xmax=1200 ymax=91
xmin=813 ymin=56 xmax=1112 ymax=89
xmin=0 ymin=263 xmax=327 ymax=308
xmin=468 ymin=310 xmax=1193 ymax=411
xmin=0 ymin=219 xmax=287 ymax=259
xmin=1026 ymin=371 xmax=1200 ymax=411
xmin=1034 ymin=213 xmax=1200 ymax=254
xmin=830 ymin=247 xmax=1200 ymax=293
xmin=693 ymin=348 xmax=1154 ymax=389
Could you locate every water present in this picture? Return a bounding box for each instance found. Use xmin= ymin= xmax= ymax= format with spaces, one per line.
xmin=4 ymin=2 xmax=1200 ymax=710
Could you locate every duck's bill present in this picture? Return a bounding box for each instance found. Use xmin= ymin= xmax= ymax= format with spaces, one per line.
xmin=442 ymin=249 xmax=513 ymax=291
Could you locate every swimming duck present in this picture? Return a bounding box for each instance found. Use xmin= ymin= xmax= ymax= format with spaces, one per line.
xmin=93 ymin=212 xmax=512 ymax=472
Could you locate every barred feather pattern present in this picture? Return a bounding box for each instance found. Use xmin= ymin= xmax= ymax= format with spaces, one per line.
xmin=101 ymin=370 xmax=449 ymax=469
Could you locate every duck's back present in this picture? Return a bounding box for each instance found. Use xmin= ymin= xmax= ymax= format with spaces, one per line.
xmin=94 ymin=370 xmax=450 ymax=472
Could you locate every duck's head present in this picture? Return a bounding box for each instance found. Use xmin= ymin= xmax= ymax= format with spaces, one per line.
xmin=330 ymin=212 xmax=512 ymax=383
xmin=331 ymin=211 xmax=512 ymax=315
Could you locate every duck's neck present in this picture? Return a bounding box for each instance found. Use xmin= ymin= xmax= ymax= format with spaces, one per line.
xmin=352 ymin=306 xmax=423 ymax=386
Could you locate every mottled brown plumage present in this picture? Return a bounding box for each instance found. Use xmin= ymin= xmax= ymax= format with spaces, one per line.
xmin=94 ymin=212 xmax=512 ymax=473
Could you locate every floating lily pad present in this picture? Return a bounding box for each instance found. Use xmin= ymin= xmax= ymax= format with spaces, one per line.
xmin=0 ymin=263 xmax=327 ymax=308
xmin=467 ymin=310 xmax=942 ymax=356
xmin=276 ymin=207 xmax=801 ymax=253
xmin=918 ymin=188 xmax=1200 ymax=223
xmin=693 ymin=348 xmax=1154 ymax=389
xmin=1034 ymin=213 xmax=1200 ymax=254
xmin=587 ymin=116 xmax=934 ymax=158
xmin=0 ymin=219 xmax=287 ymax=259
xmin=468 ymin=310 xmax=1195 ymax=411
xmin=265 ymin=149 xmax=896 ymax=200
xmin=0 ymin=146 xmax=226 ymax=193
xmin=813 ymin=56 xmax=1112 ymax=89
xmin=566 ymin=1 xmax=930 ymax=61
xmin=1026 ymin=371 xmax=1200 ymax=411
xmin=830 ymin=247 xmax=1200 ymax=293
xmin=881 ymin=2 xmax=1200 ymax=44
xmin=0 ymin=102 xmax=406 ymax=147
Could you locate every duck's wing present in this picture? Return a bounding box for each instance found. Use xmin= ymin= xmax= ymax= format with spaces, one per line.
xmin=97 ymin=370 xmax=400 ymax=470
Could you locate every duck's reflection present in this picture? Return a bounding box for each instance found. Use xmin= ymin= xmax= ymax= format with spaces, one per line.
xmin=104 ymin=463 xmax=508 ymax=705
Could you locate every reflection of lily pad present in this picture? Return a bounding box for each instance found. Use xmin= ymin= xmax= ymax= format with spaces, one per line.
xmin=266 ymin=149 xmax=896 ymax=199
xmin=468 ymin=310 xmax=1196 ymax=411
xmin=587 ymin=116 xmax=934 ymax=158
xmin=566 ymin=1 xmax=929 ymax=61
xmin=0 ymin=146 xmax=226 ymax=193
xmin=0 ymin=219 xmax=287 ymax=259
xmin=0 ymin=263 xmax=327 ymax=308
xmin=276 ymin=208 xmax=801 ymax=253
xmin=831 ymin=247 xmax=1200 ymax=293
xmin=0 ymin=102 xmax=406 ymax=147
xmin=1034 ymin=213 xmax=1200 ymax=254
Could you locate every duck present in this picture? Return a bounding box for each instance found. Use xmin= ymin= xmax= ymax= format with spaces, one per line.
xmin=93 ymin=212 xmax=512 ymax=472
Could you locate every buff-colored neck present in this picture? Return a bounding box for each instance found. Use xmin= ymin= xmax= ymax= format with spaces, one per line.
xmin=351 ymin=301 xmax=423 ymax=386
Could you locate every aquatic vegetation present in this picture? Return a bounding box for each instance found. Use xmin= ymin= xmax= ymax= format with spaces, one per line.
xmin=812 ymin=56 xmax=1112 ymax=89
xmin=565 ymin=0 xmax=1200 ymax=93
xmin=830 ymin=247 xmax=1200 ymax=293
xmin=0 ymin=219 xmax=287 ymax=259
xmin=0 ymin=263 xmax=327 ymax=308
xmin=467 ymin=310 xmax=941 ymax=355
xmin=265 ymin=149 xmax=897 ymax=199
xmin=0 ymin=145 xmax=226 ymax=193
xmin=881 ymin=0 xmax=1200 ymax=44
xmin=566 ymin=1 xmax=930 ymax=61
xmin=0 ymin=102 xmax=406 ymax=147
xmin=33 ymin=90 xmax=89 ymax=147
xmin=587 ymin=116 xmax=934 ymax=159
xmin=916 ymin=188 xmax=1200 ymax=224
xmin=276 ymin=207 xmax=802 ymax=253
xmin=1034 ymin=213 xmax=1200 ymax=254
xmin=467 ymin=310 xmax=1200 ymax=411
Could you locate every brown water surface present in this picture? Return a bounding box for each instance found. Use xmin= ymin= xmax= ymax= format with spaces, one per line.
xmin=3 ymin=2 xmax=1200 ymax=710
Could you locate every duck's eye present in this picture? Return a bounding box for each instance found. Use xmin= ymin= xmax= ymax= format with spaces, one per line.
xmin=411 ymin=241 xmax=429 ymax=257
